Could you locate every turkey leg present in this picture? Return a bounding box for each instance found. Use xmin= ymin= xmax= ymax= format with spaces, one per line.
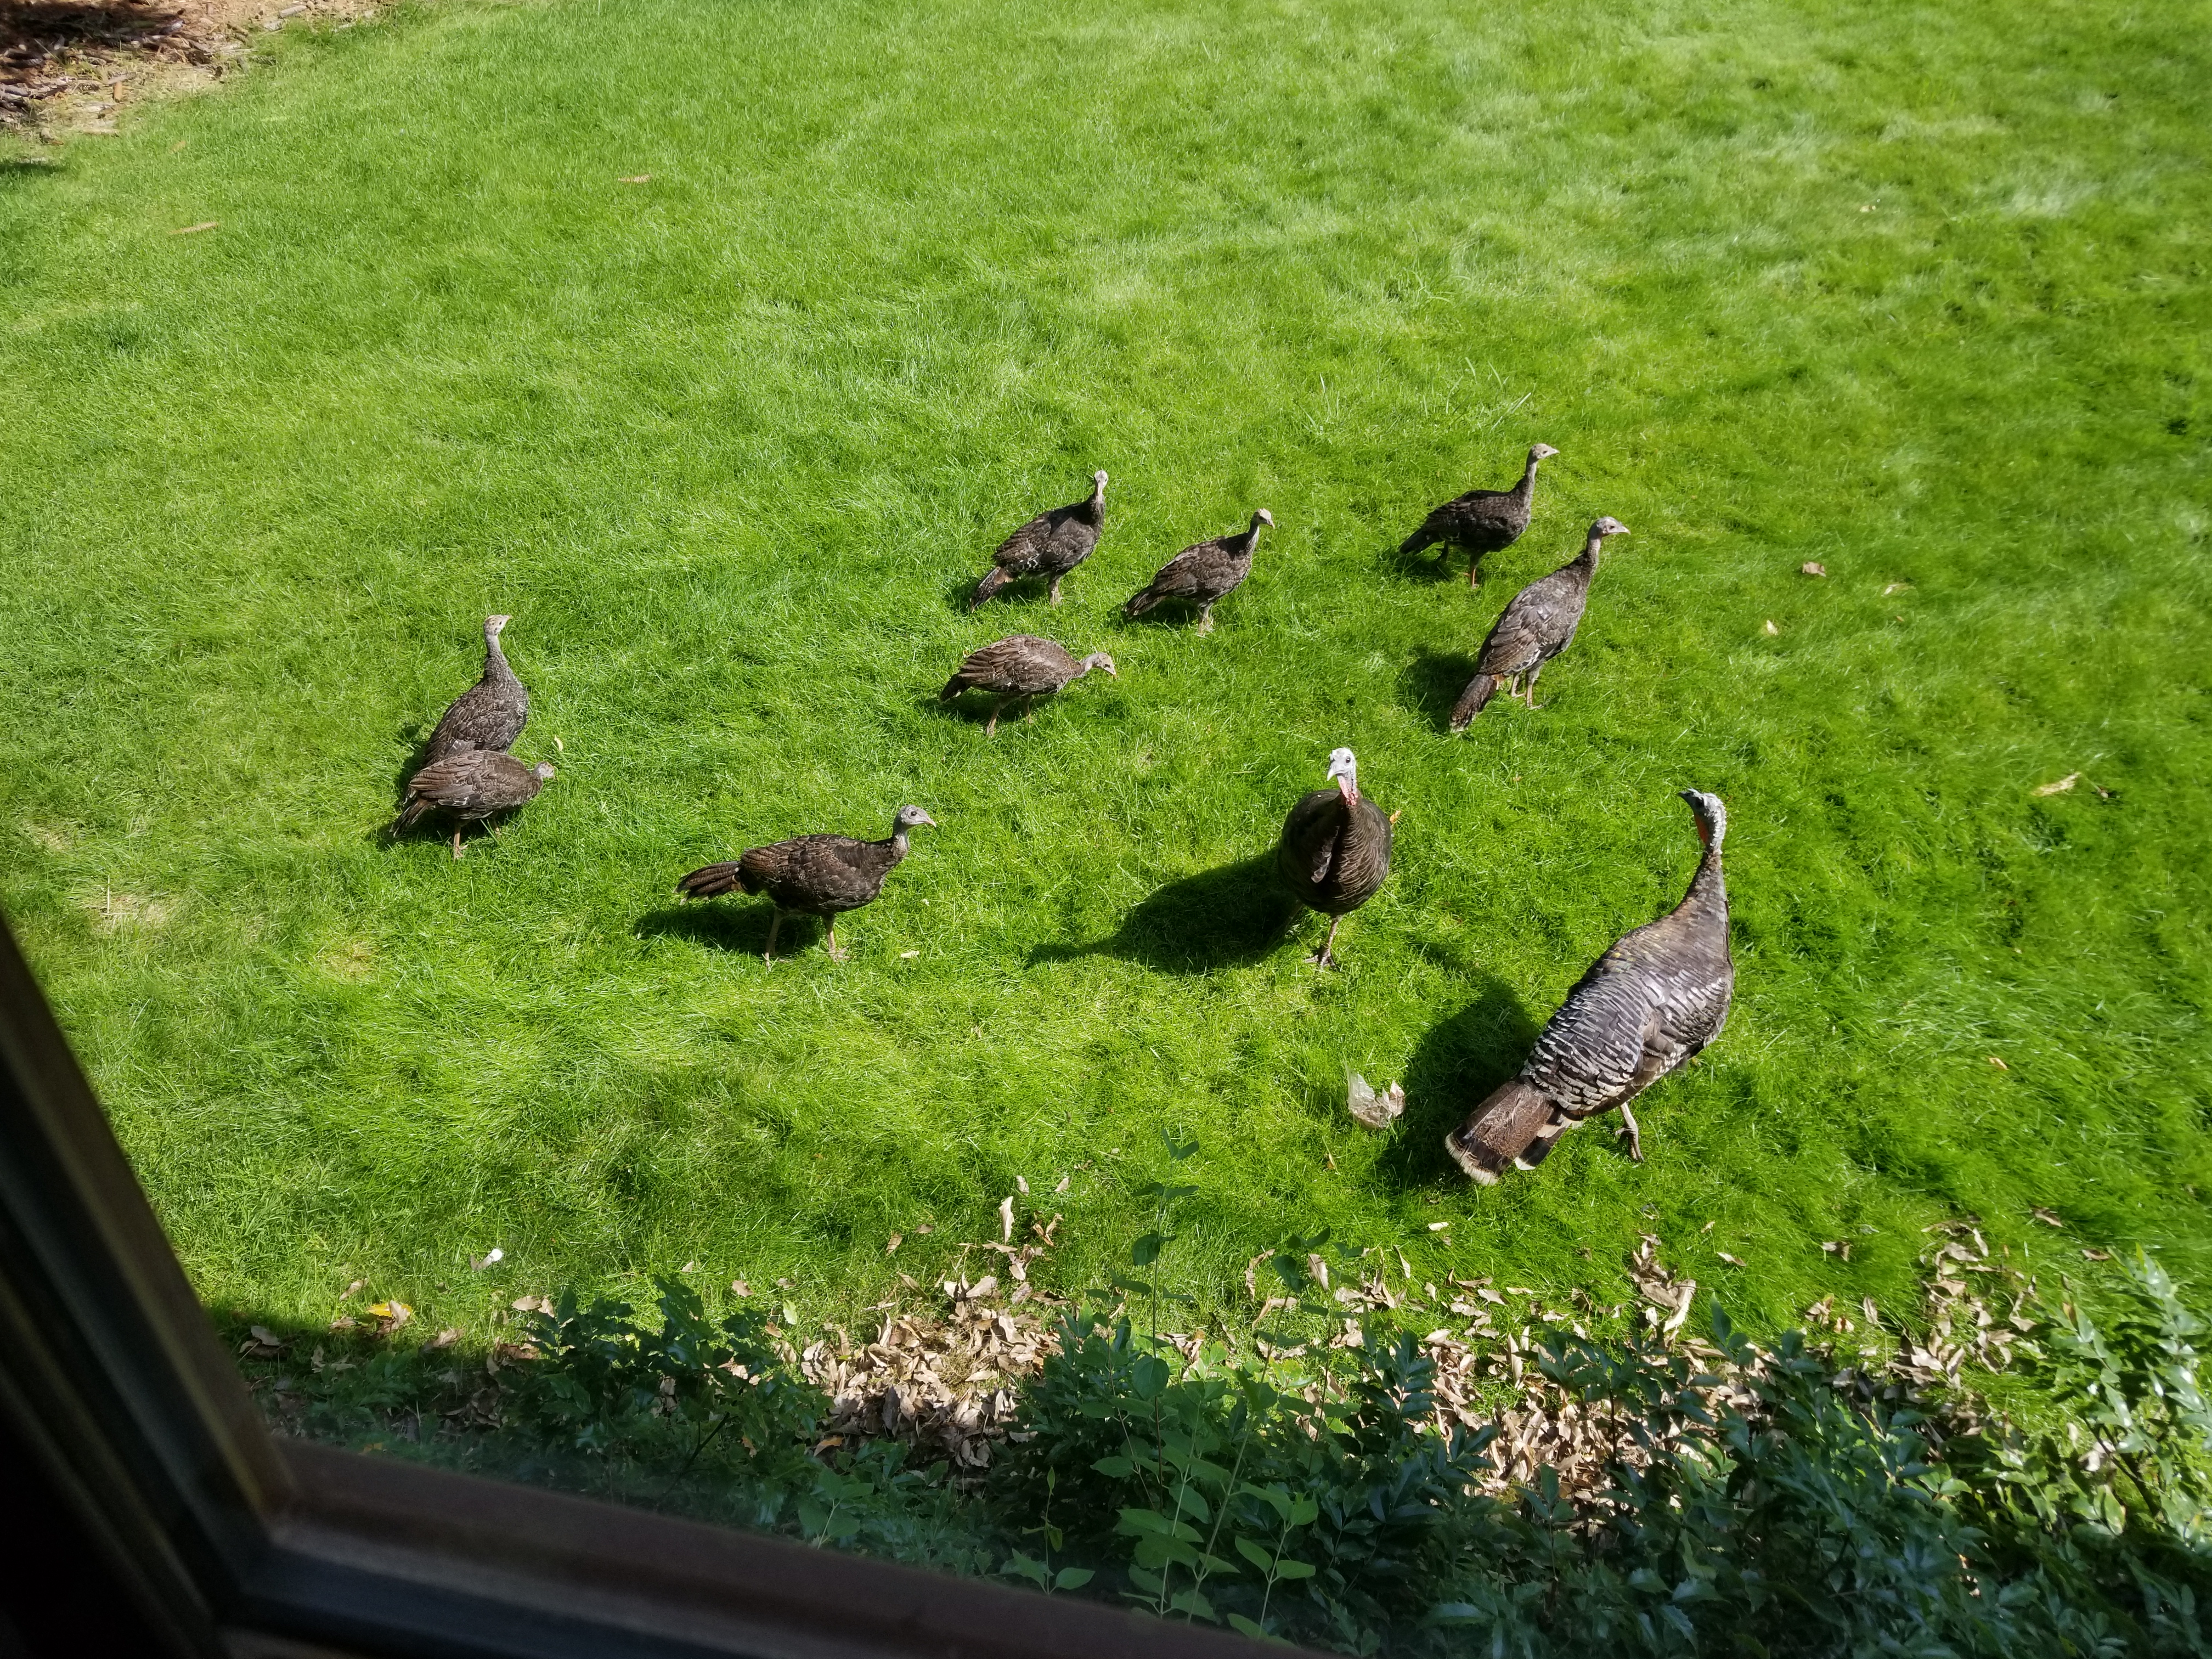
xmin=1616 ymin=1103 xmax=1643 ymax=1163
xmin=985 ymin=698 xmax=1011 ymax=738
xmin=823 ymin=915 xmax=848 ymax=963
xmin=450 ymin=825 xmax=466 ymax=859
xmin=763 ymin=910 xmax=783 ymax=965
xmin=1195 ymin=602 xmax=1216 ymax=637
xmin=1522 ymin=662 xmax=1548 ymax=709
xmin=1310 ymin=915 xmax=1342 ymax=969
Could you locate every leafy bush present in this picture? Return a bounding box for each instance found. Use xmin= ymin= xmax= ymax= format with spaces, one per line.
xmin=242 ymin=1253 xmax=2212 ymax=1655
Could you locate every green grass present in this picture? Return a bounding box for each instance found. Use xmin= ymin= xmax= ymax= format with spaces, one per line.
xmin=2 ymin=0 xmax=2208 ymax=1350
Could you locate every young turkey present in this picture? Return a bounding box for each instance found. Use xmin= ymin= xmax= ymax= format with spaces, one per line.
xmin=970 ymin=472 xmax=1108 ymax=609
xmin=676 ymin=805 xmax=936 ymax=963
xmin=393 ymin=751 xmax=555 ymax=858
xmin=421 ymin=614 xmax=529 ymax=763
xmin=1122 ymin=509 xmax=1273 ymax=635
xmin=1401 ymin=444 xmax=1558 ymax=586
xmin=940 ymin=635 xmax=1116 ymax=736
xmin=1445 ymin=791 xmax=1732 ymax=1181
xmin=1275 ymin=747 xmax=1393 ymax=968
xmin=1449 ymin=517 xmax=1628 ymax=729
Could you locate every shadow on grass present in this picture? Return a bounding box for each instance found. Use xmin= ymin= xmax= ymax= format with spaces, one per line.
xmin=1381 ymin=534 xmax=1469 ymax=586
xmin=635 ymin=901 xmax=788 ymax=956
xmin=1398 ymin=647 xmax=1482 ymax=735
xmin=1372 ymin=973 xmax=1542 ymax=1189
xmin=1030 ymin=854 xmax=1300 ymax=973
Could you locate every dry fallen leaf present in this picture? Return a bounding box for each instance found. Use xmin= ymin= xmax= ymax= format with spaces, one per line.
xmin=1427 ymin=1220 xmax=1451 ymax=1231
xmin=681 ymin=1260 xmax=698 ymax=1273
xmin=2033 ymin=773 xmax=2080 ymax=796
xmin=619 ymin=173 xmax=652 ymax=183
xmin=884 ymin=1233 xmax=902 ymax=1254
xmin=470 ymin=1248 xmax=503 ymax=1271
xmin=899 ymin=950 xmax=918 ymax=959
xmin=1882 ymin=581 xmax=1912 ymax=596
xmin=2082 ymin=1248 xmax=2114 ymax=1261
xmin=1988 ymin=1056 xmax=2009 ymax=1071
xmin=1763 ymin=619 xmax=1780 ymax=636
xmin=427 ymin=1328 xmax=460 ymax=1350
xmin=2031 ymin=1207 xmax=2064 ymax=1229
xmin=171 ymin=220 xmax=218 ymax=235
xmin=1054 ymin=1173 xmax=1070 ymax=1193
xmin=730 ymin=1278 xmax=749 ymax=1296
xmin=997 ymin=1195 xmax=1015 ymax=1243
xmin=1015 ymin=1175 xmax=1029 ymax=1195
xmin=1800 ymin=562 xmax=1827 ymax=577
xmin=1820 ymin=1239 xmax=1853 ymax=1261
xmin=1717 ymin=1251 xmax=1746 ymax=1267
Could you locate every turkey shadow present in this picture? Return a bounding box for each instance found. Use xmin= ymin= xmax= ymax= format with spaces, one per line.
xmin=1398 ymin=648 xmax=1481 ymax=733
xmin=1382 ymin=534 xmax=1469 ymax=586
xmin=1029 ymin=854 xmax=1299 ymax=974
xmin=634 ymin=900 xmax=789 ymax=955
xmin=1372 ymin=974 xmax=1542 ymax=1189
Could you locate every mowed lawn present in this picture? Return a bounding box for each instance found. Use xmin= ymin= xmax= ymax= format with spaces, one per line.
xmin=2 ymin=0 xmax=2208 ymax=1346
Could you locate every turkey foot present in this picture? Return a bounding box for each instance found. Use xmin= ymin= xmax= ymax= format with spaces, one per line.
xmin=1616 ymin=1104 xmax=1643 ymax=1163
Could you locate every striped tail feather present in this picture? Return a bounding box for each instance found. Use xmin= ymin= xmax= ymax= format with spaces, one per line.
xmin=676 ymin=861 xmax=751 ymax=900
xmin=969 ymin=567 xmax=1012 ymax=610
xmin=1448 ymin=674 xmax=1499 ymax=731
xmin=1123 ymin=586 xmax=1162 ymax=618
xmin=1400 ymin=527 xmax=1438 ymax=556
xmin=1444 ymin=1079 xmax=1557 ymax=1184
xmin=939 ymin=672 xmax=974 ymax=702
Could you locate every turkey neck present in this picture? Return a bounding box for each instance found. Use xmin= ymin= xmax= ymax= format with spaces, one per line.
xmin=1568 ymin=529 xmax=1606 ymax=580
xmin=1513 ymin=453 xmax=1543 ymax=500
xmin=483 ymin=627 xmax=519 ymax=685
xmin=885 ymin=823 xmax=913 ymax=864
xmin=1675 ymin=834 xmax=1727 ymax=930
xmin=1079 ymin=481 xmax=1106 ymax=524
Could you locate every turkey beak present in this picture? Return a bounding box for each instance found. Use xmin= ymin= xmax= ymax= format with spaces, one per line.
xmin=916 ymin=811 xmax=938 ymax=828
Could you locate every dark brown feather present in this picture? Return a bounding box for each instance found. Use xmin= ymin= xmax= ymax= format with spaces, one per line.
xmin=1276 ymin=789 xmax=1392 ymax=917
xmin=970 ymin=477 xmax=1107 ymax=608
xmin=1125 ymin=512 xmax=1269 ymax=620
xmin=396 ymin=749 xmax=550 ymax=828
xmin=422 ymin=617 xmax=529 ymax=763
xmin=940 ymin=635 xmax=1082 ymax=700
xmin=1400 ymin=447 xmax=1552 ymax=581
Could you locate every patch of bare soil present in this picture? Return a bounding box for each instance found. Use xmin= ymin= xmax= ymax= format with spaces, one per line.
xmin=1 ymin=0 xmax=374 ymax=137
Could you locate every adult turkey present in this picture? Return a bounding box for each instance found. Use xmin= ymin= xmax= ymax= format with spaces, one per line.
xmin=393 ymin=751 xmax=555 ymax=858
xmin=1449 ymin=517 xmax=1628 ymax=729
xmin=1123 ymin=509 xmax=1273 ymax=635
xmin=940 ymin=635 xmax=1116 ymax=736
xmin=1276 ymin=747 xmax=1392 ymax=967
xmin=421 ymin=614 xmax=529 ymax=763
xmin=970 ymin=472 xmax=1109 ymax=609
xmin=676 ymin=805 xmax=936 ymax=963
xmin=1445 ymin=791 xmax=1731 ymax=1181
xmin=1401 ymin=444 xmax=1558 ymax=586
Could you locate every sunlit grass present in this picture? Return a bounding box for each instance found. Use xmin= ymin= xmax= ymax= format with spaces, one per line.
xmin=1 ymin=0 xmax=2207 ymax=1345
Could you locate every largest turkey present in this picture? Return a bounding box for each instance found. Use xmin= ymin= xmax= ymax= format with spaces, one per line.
xmin=1445 ymin=791 xmax=1731 ymax=1180
xmin=1401 ymin=444 xmax=1557 ymax=586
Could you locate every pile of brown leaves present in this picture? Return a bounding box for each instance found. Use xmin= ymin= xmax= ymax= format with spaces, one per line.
xmin=1 ymin=0 xmax=369 ymax=132
xmin=803 ymin=1277 xmax=1059 ymax=1476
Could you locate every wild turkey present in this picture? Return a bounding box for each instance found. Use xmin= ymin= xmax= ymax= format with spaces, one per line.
xmin=676 ymin=805 xmax=936 ymax=963
xmin=422 ymin=614 xmax=529 ymax=763
xmin=1401 ymin=444 xmax=1558 ymax=586
xmin=393 ymin=751 xmax=555 ymax=858
xmin=940 ymin=636 xmax=1116 ymax=736
xmin=1449 ymin=517 xmax=1628 ymax=729
xmin=1445 ymin=791 xmax=1732 ymax=1181
xmin=970 ymin=472 xmax=1109 ymax=609
xmin=1123 ymin=510 xmax=1273 ymax=635
xmin=1275 ymin=747 xmax=1392 ymax=967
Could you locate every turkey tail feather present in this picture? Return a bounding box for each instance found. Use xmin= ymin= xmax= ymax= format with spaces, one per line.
xmin=1124 ymin=588 xmax=1160 ymax=617
xmin=969 ymin=568 xmax=1010 ymax=610
xmin=1400 ymin=528 xmax=1437 ymax=556
xmin=1449 ymin=674 xmax=1498 ymax=731
xmin=677 ymin=861 xmax=750 ymax=900
xmin=939 ymin=673 xmax=972 ymax=702
xmin=1444 ymin=1080 xmax=1555 ymax=1184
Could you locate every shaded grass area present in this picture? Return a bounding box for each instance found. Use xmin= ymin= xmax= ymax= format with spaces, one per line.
xmin=1 ymin=0 xmax=2208 ymax=1351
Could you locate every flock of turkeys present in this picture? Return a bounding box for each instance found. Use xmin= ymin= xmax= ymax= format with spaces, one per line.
xmin=391 ymin=449 xmax=1731 ymax=1183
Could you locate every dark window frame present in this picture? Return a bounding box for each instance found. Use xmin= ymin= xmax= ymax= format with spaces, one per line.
xmin=0 ymin=915 xmax=1279 ymax=1658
